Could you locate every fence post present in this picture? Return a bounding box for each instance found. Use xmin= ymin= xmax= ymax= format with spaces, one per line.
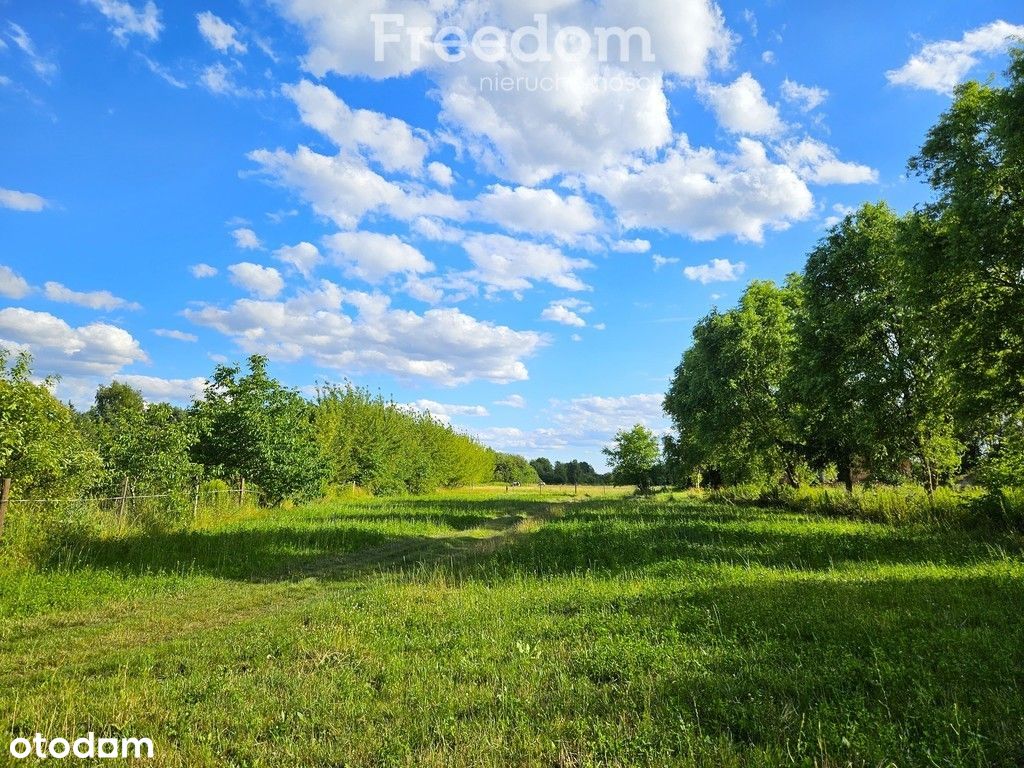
xmin=192 ymin=481 xmax=200 ymax=518
xmin=117 ymin=476 xmax=130 ymax=521
xmin=0 ymin=478 xmax=11 ymax=539
xmin=238 ymin=476 xmax=245 ymax=506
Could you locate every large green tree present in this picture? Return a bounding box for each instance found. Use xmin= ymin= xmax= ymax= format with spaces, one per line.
xmin=603 ymin=425 xmax=660 ymax=493
xmin=794 ymin=203 xmax=958 ymax=490
xmin=193 ymin=356 xmax=326 ymax=505
xmin=907 ymin=48 xmax=1024 ymax=425
xmin=664 ymin=278 xmax=804 ymax=486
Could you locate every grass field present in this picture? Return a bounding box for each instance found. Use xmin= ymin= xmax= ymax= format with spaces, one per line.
xmin=2 ymin=489 xmax=1023 ymax=767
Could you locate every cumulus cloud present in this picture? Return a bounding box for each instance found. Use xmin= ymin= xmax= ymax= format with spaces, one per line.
xmin=589 ymin=136 xmax=814 ymax=242
xmin=0 ymin=307 xmax=147 ymax=378
xmin=232 ymin=227 xmax=263 ymax=250
xmin=196 ymin=11 xmax=246 ymax=54
xmin=43 ymin=281 xmax=142 ymax=311
xmin=778 ymin=138 xmax=879 ymax=185
xmin=474 ymin=185 xmax=601 ymax=244
xmin=541 ymin=298 xmax=593 ymax=328
xmin=273 ymin=242 xmax=321 ymax=278
xmin=886 ymin=20 xmax=1024 ymax=95
xmin=652 ymin=255 xmax=679 ymax=270
xmin=683 ymin=258 xmax=745 ymax=284
xmin=404 ymin=399 xmax=489 ymax=421
xmin=284 ymin=80 xmax=429 ymax=175
xmin=83 ymin=0 xmax=162 ymax=43
xmin=701 ymin=73 xmax=784 ymax=136
xmin=0 ymin=265 xmax=32 ymax=298
xmin=427 ymin=162 xmax=454 ymax=188
xmin=228 ymin=263 xmax=285 ymax=298
xmin=191 ymin=263 xmax=218 ymax=278
xmin=115 ymin=374 xmax=206 ymax=404
xmin=0 ymin=187 xmax=48 ymax=212
xmin=611 ymin=239 xmax=651 ymax=253
xmin=780 ymin=78 xmax=828 ymax=111
xmin=462 ymin=233 xmax=593 ymax=293
xmin=324 ymin=231 xmax=434 ymax=283
xmin=184 ymin=280 xmax=545 ymax=385
xmin=200 ymin=62 xmax=262 ymax=97
xmin=248 ymin=145 xmax=465 ymax=230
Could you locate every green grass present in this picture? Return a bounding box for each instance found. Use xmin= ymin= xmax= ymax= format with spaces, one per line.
xmin=1 ymin=491 xmax=1023 ymax=767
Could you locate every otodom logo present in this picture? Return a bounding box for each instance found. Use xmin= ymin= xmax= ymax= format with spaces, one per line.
xmin=8 ymin=733 xmax=154 ymax=760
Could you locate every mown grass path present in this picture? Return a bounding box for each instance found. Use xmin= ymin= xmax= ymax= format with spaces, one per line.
xmin=1 ymin=493 xmax=1022 ymax=767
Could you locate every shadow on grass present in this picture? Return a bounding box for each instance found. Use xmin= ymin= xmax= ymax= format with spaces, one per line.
xmin=38 ymin=496 xmax=1022 ymax=584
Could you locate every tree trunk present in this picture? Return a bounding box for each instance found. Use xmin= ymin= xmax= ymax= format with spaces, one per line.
xmin=842 ymin=457 xmax=854 ymax=493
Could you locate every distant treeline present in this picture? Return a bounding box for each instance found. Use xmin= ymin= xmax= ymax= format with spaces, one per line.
xmin=0 ymin=353 xmax=535 ymax=529
xmin=663 ymin=50 xmax=1024 ymax=506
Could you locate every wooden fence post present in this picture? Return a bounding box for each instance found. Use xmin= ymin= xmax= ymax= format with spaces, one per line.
xmin=238 ymin=476 xmax=246 ymax=506
xmin=0 ymin=478 xmax=11 ymax=539
xmin=117 ymin=476 xmax=130 ymax=521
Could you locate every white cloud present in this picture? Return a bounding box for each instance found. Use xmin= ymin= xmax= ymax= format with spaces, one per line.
xmin=115 ymin=374 xmax=206 ymax=404
xmin=284 ymin=80 xmax=429 ymax=175
xmin=196 ymin=11 xmax=246 ymax=54
xmin=761 ymin=50 xmax=776 ymax=64
xmin=0 ymin=187 xmax=48 ymax=212
xmin=228 ymin=263 xmax=285 ymax=299
xmin=248 ymin=145 xmax=465 ymax=230
xmin=462 ymin=233 xmax=593 ymax=293
xmin=823 ymin=203 xmax=857 ymax=229
xmin=652 ymin=255 xmax=679 ymax=270
xmin=412 ymin=217 xmax=465 ymax=244
xmin=200 ymin=63 xmax=262 ymax=98
xmin=137 ymin=53 xmax=187 ymax=88
xmin=683 ymin=258 xmax=746 ymax=284
xmin=5 ymin=22 xmax=58 ymax=81
xmin=427 ymin=162 xmax=454 ymax=188
xmin=0 ymin=266 xmax=32 ymax=298
xmin=232 ymin=227 xmax=263 ymax=250
xmin=191 ymin=263 xmax=218 ymax=278
xmin=474 ymin=185 xmax=601 ymax=243
xmin=184 ymin=280 xmax=545 ymax=385
xmin=153 ymin=329 xmax=198 ymax=343
xmin=589 ymin=136 xmax=814 ymax=243
xmin=495 ymin=394 xmax=526 ymax=409
xmin=780 ymin=78 xmax=828 ymax=112
xmin=404 ymin=399 xmax=489 ymax=421
xmin=541 ymin=300 xmax=588 ymax=328
xmin=324 ymin=231 xmax=434 ymax=283
xmin=701 ymin=73 xmax=784 ymax=136
xmin=0 ymin=307 xmax=147 ymax=378
xmin=273 ymin=242 xmax=321 ymax=278
xmin=611 ymin=239 xmax=651 ymax=253
xmin=43 ymin=281 xmax=141 ymax=311
xmin=84 ymin=0 xmax=162 ymax=43
xmin=886 ymin=20 xmax=1024 ymax=95
xmin=779 ymin=138 xmax=879 ymax=185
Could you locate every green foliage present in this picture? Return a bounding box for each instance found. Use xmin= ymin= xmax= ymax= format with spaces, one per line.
xmin=314 ymin=383 xmax=494 ymax=495
xmin=493 ymin=453 xmax=539 ymax=485
xmin=192 ymin=355 xmax=327 ymax=505
xmin=665 ymin=278 xmax=804 ymax=487
xmin=530 ymin=457 xmax=608 ymax=485
xmin=603 ymin=424 xmax=660 ymax=492
xmin=0 ymin=349 xmax=101 ymax=498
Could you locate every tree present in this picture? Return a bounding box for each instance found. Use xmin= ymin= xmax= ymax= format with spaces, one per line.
xmin=192 ymin=356 xmax=326 ymax=505
xmin=86 ymin=383 xmax=199 ymax=505
xmin=664 ymin=278 xmax=804 ymax=487
xmin=794 ymin=203 xmax=958 ymax=491
xmin=907 ymin=48 xmax=1024 ymax=426
xmin=0 ymin=350 xmax=101 ymax=505
xmin=493 ymin=453 xmax=540 ymax=487
xmin=603 ymin=425 xmax=660 ymax=493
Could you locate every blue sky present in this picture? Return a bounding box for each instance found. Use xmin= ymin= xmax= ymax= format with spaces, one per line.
xmin=1 ymin=0 xmax=1022 ymax=468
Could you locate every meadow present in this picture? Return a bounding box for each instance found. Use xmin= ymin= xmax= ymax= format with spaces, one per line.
xmin=1 ymin=487 xmax=1023 ymax=767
